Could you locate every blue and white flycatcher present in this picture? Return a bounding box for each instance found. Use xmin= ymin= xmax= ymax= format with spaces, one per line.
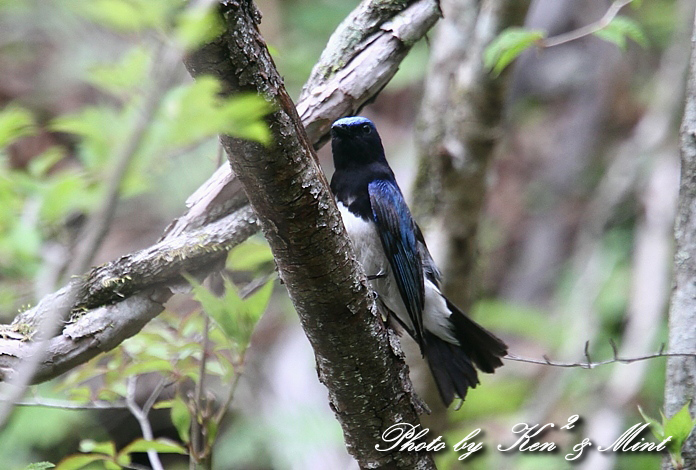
xmin=329 ymin=116 xmax=507 ymax=406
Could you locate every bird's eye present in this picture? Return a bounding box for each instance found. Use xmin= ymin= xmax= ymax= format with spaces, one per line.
xmin=361 ymin=124 xmax=372 ymax=135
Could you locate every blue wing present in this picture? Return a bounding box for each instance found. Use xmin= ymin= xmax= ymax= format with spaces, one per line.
xmin=368 ymin=179 xmax=425 ymax=348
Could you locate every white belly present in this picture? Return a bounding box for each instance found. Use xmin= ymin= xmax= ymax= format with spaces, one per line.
xmin=337 ymin=202 xmax=457 ymax=345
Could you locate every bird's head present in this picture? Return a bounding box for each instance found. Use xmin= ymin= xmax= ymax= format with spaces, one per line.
xmin=330 ymin=116 xmax=386 ymax=170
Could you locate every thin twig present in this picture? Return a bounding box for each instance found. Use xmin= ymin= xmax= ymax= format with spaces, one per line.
xmin=505 ymin=347 xmax=696 ymax=369
xmin=143 ymin=377 xmax=171 ymax=416
xmin=190 ymin=313 xmax=210 ymax=470
xmin=539 ymin=0 xmax=634 ymax=48
xmin=5 ymin=397 xmax=128 ymax=410
xmin=126 ymin=377 xmax=165 ymax=470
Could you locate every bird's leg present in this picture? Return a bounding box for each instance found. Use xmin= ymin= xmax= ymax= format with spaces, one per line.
xmin=366 ymin=269 xmax=387 ymax=281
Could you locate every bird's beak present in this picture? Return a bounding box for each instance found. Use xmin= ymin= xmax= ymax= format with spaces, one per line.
xmin=331 ymin=123 xmax=349 ymax=137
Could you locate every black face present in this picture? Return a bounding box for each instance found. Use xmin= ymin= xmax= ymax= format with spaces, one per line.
xmin=330 ymin=116 xmax=386 ymax=170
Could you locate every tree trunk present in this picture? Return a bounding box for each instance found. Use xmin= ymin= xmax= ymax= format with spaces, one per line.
xmin=186 ymin=1 xmax=435 ymax=467
xmin=664 ymin=10 xmax=696 ymax=470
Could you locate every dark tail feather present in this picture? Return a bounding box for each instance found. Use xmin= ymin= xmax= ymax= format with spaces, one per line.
xmin=425 ymin=300 xmax=507 ymax=406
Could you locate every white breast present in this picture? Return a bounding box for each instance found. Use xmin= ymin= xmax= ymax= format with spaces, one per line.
xmin=337 ymin=201 xmax=457 ymax=345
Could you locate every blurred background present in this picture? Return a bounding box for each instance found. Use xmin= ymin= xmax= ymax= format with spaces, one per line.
xmin=0 ymin=0 xmax=691 ymax=469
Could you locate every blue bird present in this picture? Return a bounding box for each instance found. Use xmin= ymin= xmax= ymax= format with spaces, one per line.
xmin=330 ymin=116 xmax=507 ymax=406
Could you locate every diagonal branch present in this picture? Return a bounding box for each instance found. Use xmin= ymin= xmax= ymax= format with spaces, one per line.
xmin=0 ymin=0 xmax=439 ymax=379
xmin=1 ymin=0 xmax=442 ymax=466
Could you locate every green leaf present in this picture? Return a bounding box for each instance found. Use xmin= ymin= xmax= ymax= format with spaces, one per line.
xmin=87 ymin=46 xmax=151 ymax=97
xmin=156 ymin=77 xmax=272 ymax=150
xmin=593 ymin=16 xmax=648 ymax=50
xmin=0 ymin=105 xmax=35 ymax=147
xmin=39 ymin=172 xmax=97 ymax=223
xmin=79 ymin=439 xmax=116 ymax=457
xmin=206 ymin=417 xmax=219 ymax=443
xmin=171 ymin=395 xmax=191 ymax=443
xmin=638 ymin=405 xmax=665 ymax=441
xmin=122 ymin=358 xmax=174 ymax=376
xmin=663 ymin=402 xmax=696 ymax=456
xmin=73 ymin=0 xmax=174 ymax=32
xmin=27 ymin=147 xmax=64 ymax=178
xmin=104 ymin=461 xmax=121 ymax=470
xmin=174 ymin=4 xmax=225 ymax=51
xmin=55 ymin=454 xmax=109 ymax=470
xmin=226 ymin=239 xmax=274 ymax=272
xmin=483 ymin=28 xmax=545 ymax=76
xmin=119 ymin=437 xmax=188 ymax=456
xmin=50 ymin=106 xmax=122 ymax=169
xmin=187 ymin=274 xmax=273 ymax=350
xmin=153 ymin=399 xmax=174 ymax=410
xmin=23 ymin=463 xmax=55 ymax=470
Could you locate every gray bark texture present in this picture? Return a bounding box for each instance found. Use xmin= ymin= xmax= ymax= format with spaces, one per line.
xmin=187 ymin=2 xmax=435 ymax=468
xmin=664 ymin=10 xmax=696 ymax=470
xmin=412 ymin=0 xmax=524 ymax=308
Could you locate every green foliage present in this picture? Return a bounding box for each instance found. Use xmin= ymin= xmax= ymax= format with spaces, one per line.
xmin=174 ymin=4 xmax=225 ymax=51
xmin=156 ymin=77 xmax=273 ymax=149
xmin=0 ymin=106 xmax=35 ymax=147
xmin=225 ymin=237 xmax=275 ymax=271
xmin=47 ymin=240 xmax=274 ymax=467
xmin=71 ymin=0 xmax=179 ymax=33
xmin=56 ymin=438 xmax=185 ymax=470
xmin=593 ymin=16 xmax=649 ymax=50
xmin=0 ymin=0 xmax=270 ymax=308
xmin=483 ymin=28 xmax=545 ymax=76
xmin=23 ymin=464 xmax=55 ymax=470
xmin=188 ymin=272 xmax=273 ymax=352
xmin=86 ymin=46 xmax=151 ymax=98
xmin=640 ymin=403 xmax=696 ymax=469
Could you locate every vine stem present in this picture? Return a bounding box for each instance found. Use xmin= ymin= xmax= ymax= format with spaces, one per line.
xmin=539 ymin=0 xmax=634 ymax=48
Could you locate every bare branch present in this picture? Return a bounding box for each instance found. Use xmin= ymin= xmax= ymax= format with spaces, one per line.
xmin=126 ymin=377 xmax=165 ymax=470
xmin=505 ymin=349 xmax=696 ymax=369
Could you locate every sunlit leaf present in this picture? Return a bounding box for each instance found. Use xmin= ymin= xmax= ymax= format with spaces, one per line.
xmin=593 ymin=16 xmax=648 ymax=50
xmin=157 ymin=76 xmax=272 ymax=150
xmin=50 ymin=106 xmax=122 ymax=169
xmin=175 ymin=4 xmax=225 ymax=50
xmin=27 ymin=147 xmax=65 ymax=178
xmin=171 ymin=395 xmax=191 ymax=443
xmin=226 ymin=239 xmax=274 ymax=272
xmin=153 ymin=399 xmax=173 ymax=410
xmin=638 ymin=405 xmax=666 ymax=441
xmin=122 ymin=358 xmax=174 ymax=376
xmin=0 ymin=105 xmax=35 ymax=147
xmin=663 ymin=402 xmax=696 ymax=456
xmin=73 ymin=0 xmax=174 ymax=32
xmin=119 ymin=437 xmax=188 ymax=455
xmin=79 ymin=440 xmax=116 ymax=457
xmin=87 ymin=46 xmax=151 ymax=97
xmin=23 ymin=463 xmax=55 ymax=470
xmin=187 ymin=274 xmax=273 ymax=350
xmin=55 ymin=454 xmax=108 ymax=470
xmin=483 ymin=28 xmax=545 ymax=76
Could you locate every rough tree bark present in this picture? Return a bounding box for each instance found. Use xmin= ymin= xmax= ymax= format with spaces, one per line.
xmin=664 ymin=9 xmax=696 ymax=469
xmin=185 ymin=2 xmax=437 ymax=468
